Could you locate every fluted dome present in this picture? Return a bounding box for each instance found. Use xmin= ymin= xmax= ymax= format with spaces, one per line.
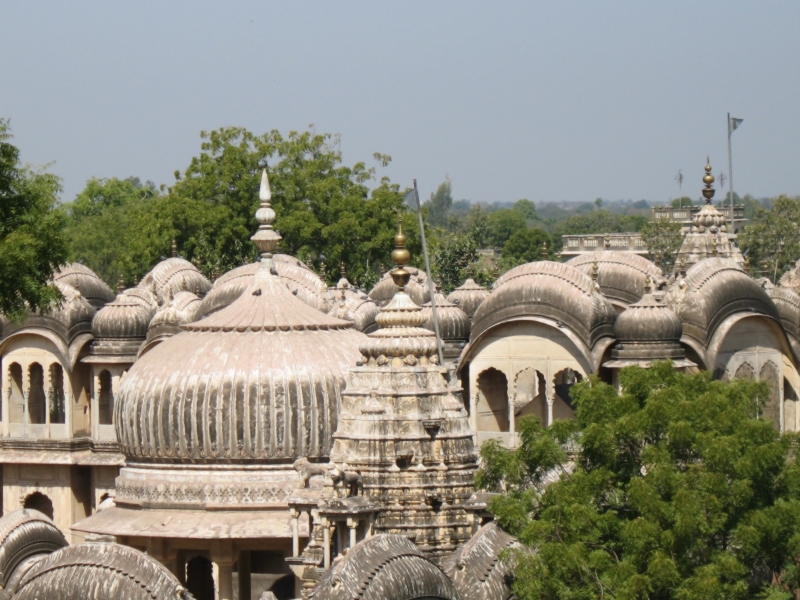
xmin=140 ymin=291 xmax=204 ymax=355
xmin=327 ymin=274 xmax=380 ymax=333
xmin=92 ymin=294 xmax=153 ymax=340
xmin=614 ymin=294 xmax=683 ymax=343
xmin=567 ymin=251 xmax=664 ymax=307
xmin=0 ymin=509 xmax=67 ymax=591
xmin=446 ymin=278 xmax=489 ymax=319
xmin=53 ymin=263 xmax=115 ymax=309
xmin=420 ymin=289 xmax=470 ymax=359
xmin=138 ymin=257 xmax=211 ymax=304
xmin=369 ymin=266 xmax=431 ymax=307
xmin=200 ymin=254 xmax=329 ymax=316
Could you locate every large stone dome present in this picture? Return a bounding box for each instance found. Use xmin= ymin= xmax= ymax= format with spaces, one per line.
xmin=92 ymin=293 xmax=153 ymax=340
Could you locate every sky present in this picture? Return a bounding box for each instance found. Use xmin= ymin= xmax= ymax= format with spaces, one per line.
xmin=1 ymin=1 xmax=798 ymax=206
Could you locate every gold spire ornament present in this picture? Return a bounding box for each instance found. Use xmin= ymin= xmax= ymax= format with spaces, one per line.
xmin=171 ymin=239 xmax=178 ymax=258
xmin=702 ymin=156 xmax=716 ymax=203
xmin=390 ymin=215 xmax=411 ymax=292
xmin=541 ymin=241 xmax=549 ymax=260
xmin=117 ymin=275 xmax=125 ymax=293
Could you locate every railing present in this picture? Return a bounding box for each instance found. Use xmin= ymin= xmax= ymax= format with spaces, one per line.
xmin=560 ymin=233 xmax=649 ymax=256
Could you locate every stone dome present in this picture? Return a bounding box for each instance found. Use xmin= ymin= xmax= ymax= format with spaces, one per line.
xmin=140 ymin=291 xmax=204 ymax=355
xmin=92 ymin=294 xmax=153 ymax=340
xmin=566 ymin=251 xmax=665 ymax=307
xmin=0 ymin=509 xmax=67 ymax=591
xmin=420 ymin=288 xmax=470 ymax=359
xmin=121 ymin=287 xmax=158 ymax=313
xmin=472 ymin=261 xmax=616 ymax=349
xmin=53 ymin=263 xmax=116 ymax=309
xmin=766 ymin=283 xmax=800 ymax=340
xmin=613 ymin=293 xmax=683 ymax=343
xmin=11 ymin=540 xmax=191 ymax=600
xmin=327 ymin=274 xmax=380 ymax=333
xmin=200 ymin=254 xmax=329 ymax=317
xmin=446 ymin=278 xmax=489 ymax=319
xmin=115 ymin=259 xmax=367 ymax=463
xmin=138 ymin=257 xmax=211 ymax=304
xmin=369 ymin=266 xmax=431 ymax=307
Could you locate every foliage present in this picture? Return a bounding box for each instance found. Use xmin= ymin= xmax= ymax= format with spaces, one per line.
xmin=738 ymin=196 xmax=800 ymax=282
xmin=464 ymin=204 xmax=492 ymax=248
xmin=0 ymin=120 xmax=68 ymax=319
xmin=477 ymin=363 xmax=800 ymax=600
xmin=426 ymin=177 xmax=454 ymax=229
xmin=502 ymin=228 xmax=553 ymax=268
xmin=640 ymin=217 xmax=683 ymax=270
xmin=551 ymin=210 xmax=649 ymax=249
xmin=488 ymin=208 xmax=527 ymax=247
xmin=431 ymin=230 xmax=479 ymax=293
xmin=514 ymin=198 xmax=538 ymax=220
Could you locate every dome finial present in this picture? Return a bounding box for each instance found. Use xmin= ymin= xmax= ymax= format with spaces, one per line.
xmin=644 ymin=274 xmax=651 ymax=294
xmin=542 ymin=241 xmax=549 ymax=260
xmin=340 ymin=262 xmax=346 ymax=280
xmin=117 ymin=275 xmax=125 ymax=293
xmin=171 ymin=239 xmax=178 ymax=258
xmin=702 ymin=156 xmax=716 ymax=203
xmin=250 ymin=164 xmax=282 ymax=271
xmin=390 ymin=213 xmax=411 ymax=291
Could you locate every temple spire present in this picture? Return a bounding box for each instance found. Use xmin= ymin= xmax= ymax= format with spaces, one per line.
xmin=250 ymin=162 xmax=282 ymax=274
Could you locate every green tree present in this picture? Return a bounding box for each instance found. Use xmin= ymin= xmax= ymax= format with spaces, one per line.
xmin=502 ymin=228 xmax=552 ymax=267
xmin=551 ymin=210 xmax=648 ymax=249
xmin=478 ymin=363 xmax=800 ymax=600
xmin=488 ymin=208 xmax=526 ymax=247
xmin=464 ymin=204 xmax=492 ymax=248
xmin=432 ymin=231 xmax=479 ymax=293
xmin=0 ymin=120 xmax=68 ymax=319
xmin=426 ymin=178 xmax=453 ymax=229
xmin=514 ymin=198 xmax=538 ymax=221
xmin=640 ymin=217 xmax=683 ymax=270
xmin=738 ymin=195 xmax=800 ymax=282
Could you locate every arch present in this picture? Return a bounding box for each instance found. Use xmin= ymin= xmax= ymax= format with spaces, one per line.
xmin=98 ymin=370 xmax=113 ymax=425
xmin=270 ymin=573 xmax=295 ymax=600
xmin=760 ymin=361 xmax=780 ymax=430
xmin=22 ymin=493 xmax=53 ymax=521
xmin=735 ymin=362 xmax=755 ymax=380
xmin=514 ymin=368 xmax=547 ymax=424
xmin=185 ymin=554 xmax=214 ymax=600
xmin=553 ymin=368 xmax=581 ymax=422
xmin=48 ymin=364 xmax=65 ymax=424
xmin=27 ymin=364 xmax=46 ymax=425
xmin=8 ymin=363 xmax=24 ymax=423
xmin=476 ymin=369 xmax=509 ymax=433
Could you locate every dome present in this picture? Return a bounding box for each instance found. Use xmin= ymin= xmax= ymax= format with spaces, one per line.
xmin=441 ymin=522 xmax=519 ymax=600
xmin=200 ymin=255 xmax=329 ymax=317
xmin=663 ymin=257 xmax=780 ymax=348
xmin=369 ymin=266 xmax=431 ymax=307
xmin=53 ymin=263 xmax=115 ymax=309
xmin=472 ymin=261 xmax=616 ymax=349
xmin=309 ymin=535 xmax=461 ymax=600
xmin=140 ymin=291 xmax=203 ymax=353
xmin=138 ymin=257 xmax=211 ymax=304
xmin=764 ymin=281 xmax=800 ymax=340
xmin=92 ymin=294 xmax=153 ymax=340
xmin=5 ymin=281 xmax=96 ymax=345
xmin=614 ymin=294 xmax=683 ymax=343
xmin=420 ymin=288 xmax=470 ymax=358
xmin=566 ymin=251 xmax=664 ymax=307
xmin=327 ymin=275 xmax=380 ymax=333
xmin=0 ymin=509 xmax=67 ymax=591
xmin=11 ymin=541 xmax=191 ymax=600
xmin=121 ymin=287 xmax=158 ymax=312
xmin=780 ymin=259 xmax=800 ymax=295
xmin=446 ymin=278 xmax=489 ymax=319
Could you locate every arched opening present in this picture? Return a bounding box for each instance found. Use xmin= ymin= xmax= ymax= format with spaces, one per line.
xmin=98 ymin=370 xmax=113 ymax=425
xmin=270 ymin=574 xmax=295 ymax=600
xmin=185 ymin=554 xmax=214 ymax=600
xmin=9 ymin=363 xmax=24 ymax=423
xmin=553 ymin=369 xmax=581 ymax=421
xmin=784 ymin=379 xmax=797 ymax=432
xmin=23 ymin=492 xmax=54 ymax=520
xmin=514 ymin=368 xmax=547 ymax=424
xmin=735 ymin=362 xmax=755 ymax=381
xmin=759 ymin=361 xmax=780 ymax=430
xmin=49 ymin=364 xmax=65 ymax=424
xmin=28 ymin=363 xmax=46 ymax=424
xmin=476 ymin=368 xmax=509 ymax=432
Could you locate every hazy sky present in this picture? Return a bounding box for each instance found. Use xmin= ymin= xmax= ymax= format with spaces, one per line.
xmin=1 ymin=1 xmax=798 ymax=206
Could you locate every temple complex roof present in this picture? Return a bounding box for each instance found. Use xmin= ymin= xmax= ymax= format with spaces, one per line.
xmin=446 ymin=278 xmax=489 ymax=319
xmin=566 ymin=251 xmax=664 ymax=306
xmin=369 ymin=265 xmax=431 ymax=307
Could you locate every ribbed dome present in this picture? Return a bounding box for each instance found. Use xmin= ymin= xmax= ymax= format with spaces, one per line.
xmin=53 ymin=263 xmax=115 ymax=309
xmin=567 ymin=251 xmax=664 ymax=306
xmin=200 ymin=254 xmax=329 ymax=316
xmin=369 ymin=266 xmax=431 ymax=307
xmin=115 ymin=261 xmax=367 ymax=463
xmin=613 ymin=293 xmax=683 ymax=343
xmin=138 ymin=257 xmax=211 ymax=304
xmin=420 ymin=290 xmax=470 ymax=358
xmin=0 ymin=509 xmax=67 ymax=591
xmin=327 ymin=276 xmax=380 ymax=333
xmin=446 ymin=278 xmax=489 ymax=319
xmin=92 ymin=294 xmax=153 ymax=340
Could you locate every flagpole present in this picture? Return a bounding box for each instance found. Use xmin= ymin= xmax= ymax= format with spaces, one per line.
xmin=727 ymin=112 xmax=734 ymax=229
xmin=413 ymin=179 xmax=445 ymax=366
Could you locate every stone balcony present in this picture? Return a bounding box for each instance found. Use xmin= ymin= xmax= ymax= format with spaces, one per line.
xmin=560 ymin=233 xmax=649 ymax=259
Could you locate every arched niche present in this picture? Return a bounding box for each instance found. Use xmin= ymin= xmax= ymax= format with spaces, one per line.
xmin=186 ymin=554 xmax=215 ymax=600
xmin=760 ymin=360 xmax=780 ymax=429
xmin=476 ymin=368 xmax=509 ymax=433
xmin=8 ymin=362 xmax=24 ymax=423
xmin=23 ymin=491 xmax=54 ymax=521
xmin=49 ymin=363 xmax=66 ymax=424
xmin=514 ymin=368 xmax=547 ymax=424
xmin=28 ymin=363 xmax=46 ymax=425
xmin=98 ymin=369 xmax=113 ymax=425
xmin=553 ymin=368 xmax=581 ymax=422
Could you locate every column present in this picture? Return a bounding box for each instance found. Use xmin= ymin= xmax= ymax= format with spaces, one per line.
xmin=322 ymin=517 xmax=331 ymax=569
xmin=546 ymin=396 xmax=554 ymax=427
xmin=43 ymin=365 xmax=51 ymax=437
xmin=237 ymin=550 xmax=251 ymax=600
xmin=347 ymin=517 xmax=358 ymax=549
xmin=290 ymin=507 xmax=299 ymax=556
xmin=211 ymin=542 xmax=235 ymax=600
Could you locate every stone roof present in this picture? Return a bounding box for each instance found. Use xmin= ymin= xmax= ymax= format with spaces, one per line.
xmin=566 ymin=251 xmax=664 ymax=306
xmin=421 ymin=289 xmax=470 ymax=344
xmin=766 ymin=283 xmax=800 ymax=340
xmin=0 ymin=509 xmax=67 ymax=591
xmin=446 ymin=278 xmax=489 ymax=319
xmin=138 ymin=257 xmax=211 ymax=304
xmin=328 ymin=275 xmax=380 ymax=333
xmin=309 ymin=534 xmax=461 ymax=600
xmin=53 ymin=263 xmax=115 ymax=310
xmin=369 ymin=266 xmax=431 ymax=307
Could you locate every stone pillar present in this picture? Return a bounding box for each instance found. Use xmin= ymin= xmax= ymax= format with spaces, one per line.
xmin=237 ymin=550 xmax=251 ymax=600
xmin=546 ymin=396 xmax=554 ymax=427
xmin=290 ymin=507 xmax=299 ymax=556
xmin=147 ymin=538 xmax=177 ymax=575
xmin=211 ymin=542 xmax=235 ymax=600
xmin=322 ymin=517 xmax=331 ymax=569
xmin=347 ymin=517 xmax=358 ymax=549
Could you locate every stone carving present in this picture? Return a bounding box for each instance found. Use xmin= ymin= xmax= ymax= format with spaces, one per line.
xmin=294 ymin=457 xmax=331 ymax=488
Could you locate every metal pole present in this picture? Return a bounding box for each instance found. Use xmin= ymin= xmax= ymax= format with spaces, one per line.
xmin=728 ymin=112 xmax=735 ymax=229
xmin=413 ymin=179 xmax=445 ymax=366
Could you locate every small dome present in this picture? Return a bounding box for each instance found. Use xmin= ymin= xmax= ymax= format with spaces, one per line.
xmin=200 ymin=255 xmax=329 ymax=316
xmin=613 ymin=294 xmax=683 ymax=343
xmin=138 ymin=257 xmax=211 ymax=304
xmin=767 ymin=283 xmax=800 ymax=339
xmin=141 ymin=291 xmax=204 ymax=353
xmin=0 ymin=509 xmax=67 ymax=591
xmin=567 ymin=251 xmax=664 ymax=307
xmin=53 ymin=263 xmax=115 ymax=309
xmin=121 ymin=287 xmax=158 ymax=313
xmin=92 ymin=294 xmax=153 ymax=340
xmin=420 ymin=289 xmax=470 ymax=358
xmin=446 ymin=278 xmax=489 ymax=319
xmin=369 ymin=266 xmax=431 ymax=307
xmin=12 ymin=541 xmax=191 ymax=600
xmin=327 ymin=276 xmax=380 ymax=333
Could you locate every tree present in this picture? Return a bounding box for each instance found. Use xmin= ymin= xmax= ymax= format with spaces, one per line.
xmin=477 ymin=363 xmax=800 ymax=600
xmin=551 ymin=210 xmax=648 ymax=248
xmin=502 ymin=228 xmax=552 ymax=267
xmin=0 ymin=120 xmax=68 ymax=319
xmin=426 ymin=178 xmax=453 ymax=229
xmin=738 ymin=196 xmax=800 ymax=282
xmin=488 ymin=208 xmax=526 ymax=247
xmin=640 ymin=217 xmax=683 ymax=270
xmin=514 ymin=198 xmax=538 ymax=221
xmin=595 ymin=197 xmax=603 ymax=209
xmin=432 ymin=231 xmax=479 ymax=293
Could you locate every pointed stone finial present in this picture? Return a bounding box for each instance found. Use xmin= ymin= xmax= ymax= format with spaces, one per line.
xmin=604 ymin=233 xmax=610 ymax=249
xmin=644 ymin=274 xmax=651 ymax=294
xmin=702 ymin=157 xmax=716 ymax=203
xmin=541 ymin=241 xmax=549 ymax=260
xmin=340 ymin=262 xmax=346 ymax=280
xmin=133 ymin=274 xmax=139 ymax=286
xmin=679 ymin=256 xmax=686 ymax=278
xmin=171 ymin=239 xmax=178 ymax=258
xmin=250 ymin=164 xmax=282 ymax=268
xmin=117 ymin=275 xmax=125 ymax=293
xmin=390 ymin=214 xmax=411 ymax=291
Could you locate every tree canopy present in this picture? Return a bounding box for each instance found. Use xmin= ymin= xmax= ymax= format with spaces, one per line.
xmin=502 ymin=227 xmax=553 ymax=267
xmin=478 ymin=363 xmax=800 ymax=600
xmin=640 ymin=217 xmax=683 ymax=271
xmin=0 ymin=120 xmax=68 ymax=319
xmin=738 ymin=195 xmax=800 ymax=282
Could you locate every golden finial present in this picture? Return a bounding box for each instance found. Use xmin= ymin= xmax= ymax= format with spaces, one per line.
xmin=541 ymin=241 xmax=549 ymax=260
xmin=212 ymin=264 xmax=221 ymax=282
xmin=604 ymin=233 xmax=610 ymax=250
xmin=591 ymin=258 xmax=599 ymax=281
xmin=340 ymin=262 xmax=346 ymax=280
xmin=702 ymin=156 xmax=716 ymax=203
xmin=644 ymin=274 xmax=651 ymax=294
xmin=171 ymin=239 xmax=178 ymax=258
xmin=744 ymin=255 xmax=750 ymax=269
xmin=390 ymin=214 xmax=411 ymax=291
xmin=133 ymin=274 xmax=139 ymax=286
xmin=117 ymin=275 xmax=125 ymax=293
